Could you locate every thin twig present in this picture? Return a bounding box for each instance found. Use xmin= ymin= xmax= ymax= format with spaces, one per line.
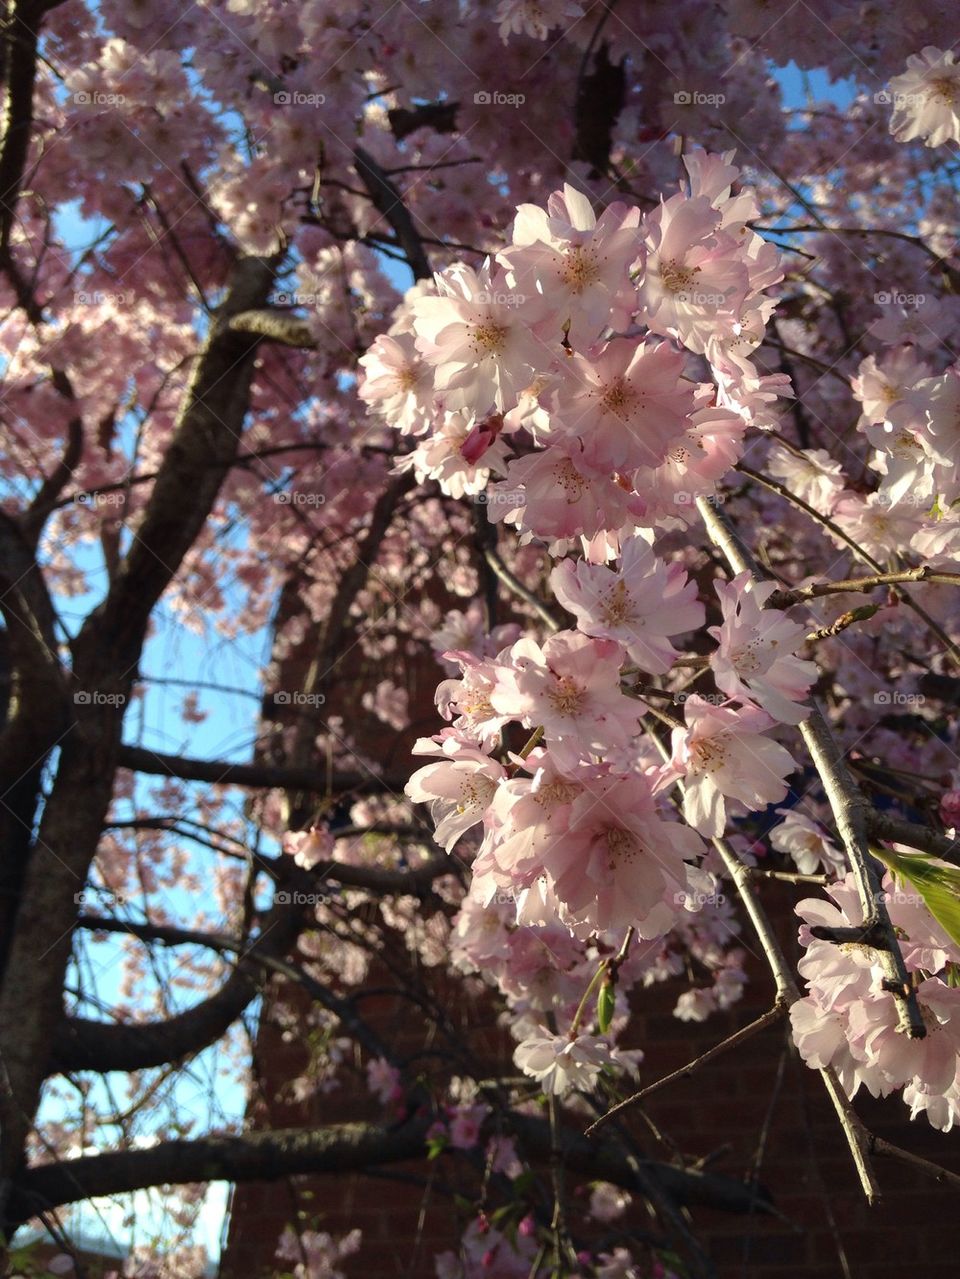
xmin=736 ymin=464 xmax=960 ymax=667
xmin=482 ymin=546 xmax=564 ymax=632
xmin=585 ymin=1004 xmax=787 ymax=1132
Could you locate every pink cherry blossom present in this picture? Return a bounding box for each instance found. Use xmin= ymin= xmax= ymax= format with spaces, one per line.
xmin=358 ymin=330 xmax=434 ymax=434
xmin=282 ymin=826 xmax=335 ymax=870
xmin=489 ymin=632 xmax=637 ymax=769
xmin=537 ymin=770 xmax=705 ymax=935
xmin=768 ymin=808 xmax=846 ymax=876
xmin=406 ymin=732 xmax=507 ymax=852
xmin=366 ymin=1057 xmax=403 ymax=1105
xmin=887 ymin=47 xmax=960 ymax=147
xmin=667 ymin=696 xmax=796 ymax=837
xmin=550 ymin=536 xmax=704 ymax=673
xmin=550 ymin=337 xmax=696 ymax=472
xmin=765 ymin=443 xmax=846 ymax=514
xmin=411 ymin=261 xmax=544 ymax=413
xmin=486 ymin=441 xmax=632 ymax=541
xmin=499 ymin=184 xmax=641 ymax=350
xmin=513 ymin=1031 xmax=638 ymax=1096
xmin=638 ymin=192 xmax=749 ymax=353
xmin=708 ymin=571 xmax=817 ymax=724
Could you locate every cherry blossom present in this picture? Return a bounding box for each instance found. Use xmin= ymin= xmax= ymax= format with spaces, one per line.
xmin=550 ymin=536 xmax=704 ymax=673
xmin=887 ymin=47 xmax=960 ymax=147
xmin=489 ymin=632 xmax=638 ymax=769
xmin=411 ymin=262 xmax=544 ymax=413
xmin=499 ymin=184 xmax=641 ymax=350
xmin=513 ymin=1031 xmax=639 ymax=1097
xmin=549 ymin=338 xmax=696 ymax=472
xmin=768 ymin=808 xmax=846 ymax=876
xmin=791 ymin=871 xmax=960 ymax=1128
xmin=708 ymin=571 xmax=817 ymax=724
xmin=405 ymin=733 xmax=507 ymax=852
xmin=282 ymin=826 xmax=335 ymax=871
xmin=667 ymin=696 xmax=797 ymax=837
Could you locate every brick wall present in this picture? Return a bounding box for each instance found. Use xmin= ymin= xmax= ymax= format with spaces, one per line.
xmin=221 ymin=576 xmax=960 ymax=1277
xmin=219 ymin=884 xmax=960 ymax=1278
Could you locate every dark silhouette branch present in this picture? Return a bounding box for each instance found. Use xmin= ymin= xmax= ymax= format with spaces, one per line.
xmin=353 ymin=146 xmax=431 ymax=280
xmin=115 ymin=743 xmax=406 ymax=799
xmin=5 ymin=1112 xmax=775 ymax=1236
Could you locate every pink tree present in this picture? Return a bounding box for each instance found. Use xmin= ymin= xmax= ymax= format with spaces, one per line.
xmin=0 ymin=2 xmax=959 ymax=1277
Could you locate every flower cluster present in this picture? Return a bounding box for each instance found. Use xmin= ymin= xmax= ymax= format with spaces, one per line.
xmin=360 ymin=153 xmax=790 ymax=546
xmin=791 ymin=869 xmax=960 ymax=1130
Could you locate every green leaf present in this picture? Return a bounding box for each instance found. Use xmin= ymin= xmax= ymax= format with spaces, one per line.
xmin=597 ymin=976 xmax=615 ymax=1035
xmin=426 ymin=1133 xmax=448 ymax=1160
xmin=871 ymin=846 xmax=960 ymax=947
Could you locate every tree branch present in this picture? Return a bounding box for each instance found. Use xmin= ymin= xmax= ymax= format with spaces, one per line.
xmin=866 ymin=811 xmax=959 ymax=865
xmin=115 ymin=744 xmax=406 ymax=799
xmin=695 ymin=495 xmax=926 ymax=1041
xmin=352 ymin=146 xmax=431 ymax=280
xmin=5 ymin=1112 xmax=775 ymax=1235
xmin=228 ymin=309 xmax=317 ymax=348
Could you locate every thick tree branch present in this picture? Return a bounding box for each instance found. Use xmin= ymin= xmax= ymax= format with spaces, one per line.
xmin=115 ymin=743 xmax=406 ymax=799
xmin=353 ymin=146 xmax=431 ymax=280
xmin=75 ymin=254 xmax=278 ymax=670
xmin=20 ymin=375 xmax=84 ymax=548
xmin=228 ymin=309 xmax=317 ymax=347
xmin=388 ymin=100 xmax=459 ymax=141
xmin=5 ymin=1112 xmax=774 ymax=1235
xmin=51 ymin=897 xmax=304 ymax=1075
xmin=0 ymin=0 xmax=42 ymax=254
xmin=0 ymin=514 xmax=69 ymax=977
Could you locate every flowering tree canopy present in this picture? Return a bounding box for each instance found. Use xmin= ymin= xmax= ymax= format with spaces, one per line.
xmin=1 ymin=1 xmax=960 ymax=1276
